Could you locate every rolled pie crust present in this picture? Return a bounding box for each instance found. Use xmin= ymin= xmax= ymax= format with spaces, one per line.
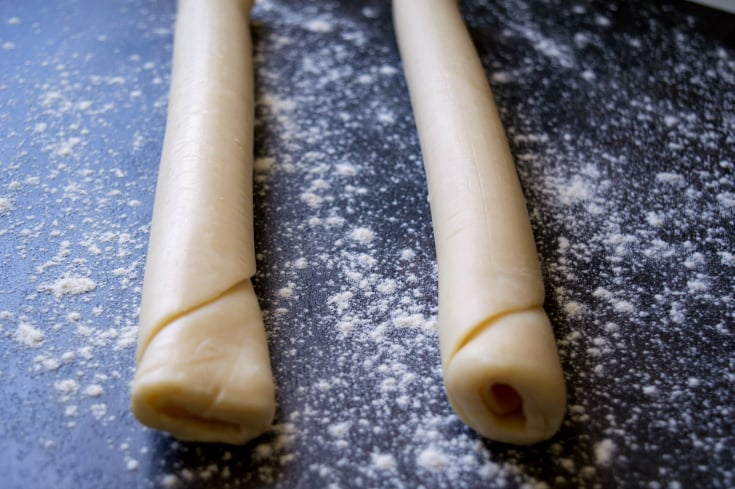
xmin=131 ymin=0 xmax=275 ymax=444
xmin=393 ymin=0 xmax=566 ymax=444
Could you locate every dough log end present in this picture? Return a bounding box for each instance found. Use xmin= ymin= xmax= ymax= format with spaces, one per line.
xmin=131 ymin=368 xmax=274 ymax=445
xmin=131 ymin=281 xmax=276 ymax=445
xmin=444 ymin=308 xmax=566 ymax=445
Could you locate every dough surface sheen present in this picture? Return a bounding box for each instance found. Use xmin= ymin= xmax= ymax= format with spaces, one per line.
xmin=131 ymin=0 xmax=275 ymax=445
xmin=393 ymin=0 xmax=566 ymax=444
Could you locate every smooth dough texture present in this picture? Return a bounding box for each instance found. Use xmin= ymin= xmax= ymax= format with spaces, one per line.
xmin=393 ymin=0 xmax=566 ymax=444
xmin=131 ymin=0 xmax=275 ymax=445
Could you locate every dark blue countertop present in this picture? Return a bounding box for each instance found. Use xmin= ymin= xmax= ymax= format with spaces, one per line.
xmin=0 ymin=0 xmax=733 ymax=488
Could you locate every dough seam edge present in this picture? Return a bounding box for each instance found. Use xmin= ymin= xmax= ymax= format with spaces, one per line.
xmin=446 ymin=304 xmax=545 ymax=365
xmin=136 ymin=277 xmax=252 ymax=362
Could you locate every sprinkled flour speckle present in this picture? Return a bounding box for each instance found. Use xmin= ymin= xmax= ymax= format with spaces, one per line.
xmin=350 ymin=227 xmax=375 ymax=244
xmin=371 ymin=452 xmax=397 ymax=471
xmin=14 ymin=322 xmax=44 ymax=347
xmin=41 ymin=275 xmax=97 ymax=298
xmin=594 ymin=439 xmax=617 ymax=467
xmin=0 ymin=197 xmax=11 ymax=213
xmin=417 ymin=447 xmax=450 ymax=471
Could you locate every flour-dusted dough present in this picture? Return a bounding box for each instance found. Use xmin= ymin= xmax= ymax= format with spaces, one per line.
xmin=393 ymin=0 xmax=566 ymax=444
xmin=131 ymin=0 xmax=275 ymax=445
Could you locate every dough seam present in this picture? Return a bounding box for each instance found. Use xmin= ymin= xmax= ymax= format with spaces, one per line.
xmin=135 ymin=278 xmax=249 ymax=363
xmin=448 ymin=304 xmax=544 ymax=362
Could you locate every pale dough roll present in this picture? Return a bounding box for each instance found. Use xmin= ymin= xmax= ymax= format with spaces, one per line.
xmin=131 ymin=0 xmax=275 ymax=445
xmin=132 ymin=281 xmax=274 ymax=443
xmin=393 ymin=0 xmax=566 ymax=444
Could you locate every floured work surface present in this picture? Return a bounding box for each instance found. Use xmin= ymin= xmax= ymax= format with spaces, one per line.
xmin=0 ymin=0 xmax=733 ymax=488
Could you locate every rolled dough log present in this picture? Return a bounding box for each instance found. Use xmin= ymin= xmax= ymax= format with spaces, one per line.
xmin=131 ymin=0 xmax=275 ymax=444
xmin=393 ymin=0 xmax=566 ymax=444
